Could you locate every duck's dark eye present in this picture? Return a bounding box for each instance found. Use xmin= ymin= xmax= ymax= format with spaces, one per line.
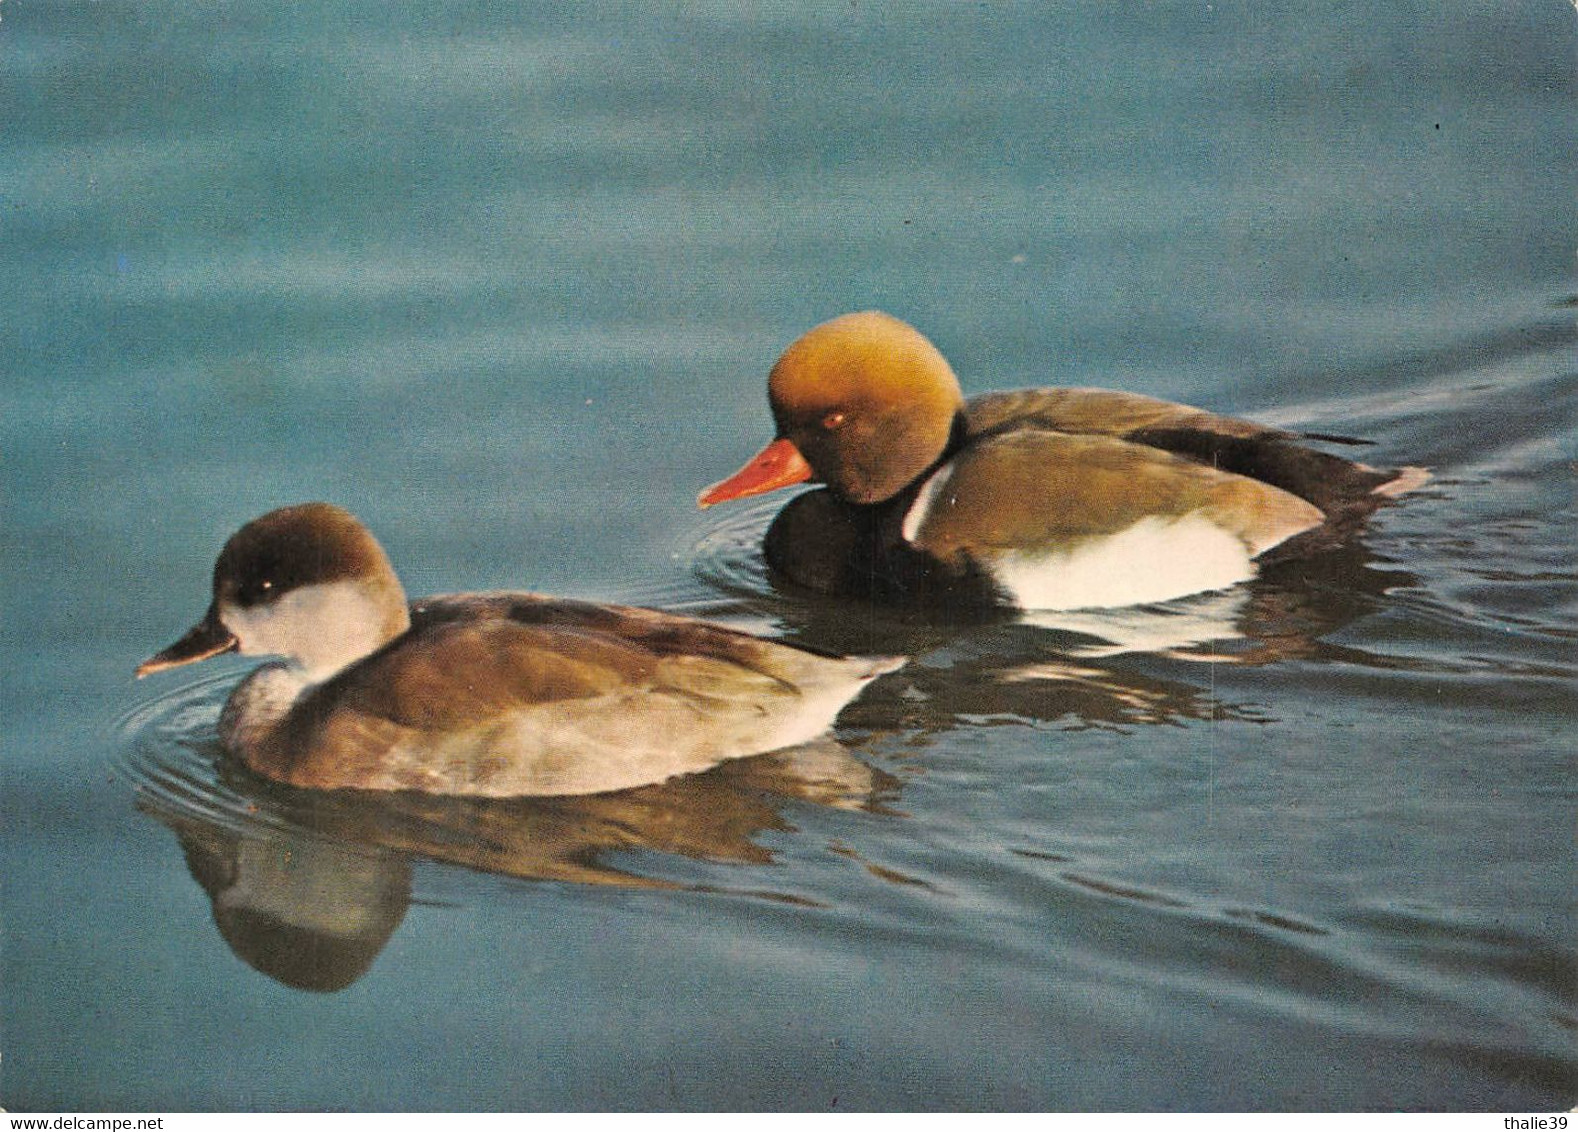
xmin=821 ymin=410 xmax=847 ymax=431
xmin=238 ymin=578 xmax=276 ymax=607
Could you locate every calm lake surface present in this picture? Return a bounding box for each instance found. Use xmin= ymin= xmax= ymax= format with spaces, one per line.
xmin=4 ymin=0 xmax=1575 ymax=1112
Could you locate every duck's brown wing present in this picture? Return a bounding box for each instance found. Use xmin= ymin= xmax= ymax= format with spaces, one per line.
xmin=407 ymin=592 xmax=899 ymax=683
xmin=909 ymin=427 xmax=1324 ymax=562
xmin=964 ymin=388 xmax=1409 ymax=519
xmin=252 ymin=599 xmax=900 ymax=797
xmin=319 ymin=617 xmax=674 ymax=727
xmin=966 ymin=387 xmax=1279 ymax=442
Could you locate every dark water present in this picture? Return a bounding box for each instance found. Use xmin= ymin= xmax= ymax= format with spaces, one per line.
xmin=4 ymin=0 xmax=1575 ymax=1112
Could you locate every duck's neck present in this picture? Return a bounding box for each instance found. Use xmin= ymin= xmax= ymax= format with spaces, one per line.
xmin=842 ymin=411 xmax=970 ymax=515
xmin=939 ymin=408 xmax=970 ymax=465
xmin=219 ymin=663 xmax=315 ymax=759
xmin=296 ymin=580 xmax=411 ymax=680
xmin=217 ymin=576 xmax=411 ymax=765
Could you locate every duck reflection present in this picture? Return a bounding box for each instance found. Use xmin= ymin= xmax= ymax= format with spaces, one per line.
xmin=1225 ymin=542 xmax=1421 ymax=665
xmin=157 ymin=808 xmax=411 ymax=993
xmin=140 ymin=739 xmax=895 ymax=992
xmin=759 ymin=539 xmax=1421 ymax=732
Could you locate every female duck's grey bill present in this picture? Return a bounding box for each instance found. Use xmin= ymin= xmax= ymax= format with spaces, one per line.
xmin=136 ymin=608 xmax=239 ymax=678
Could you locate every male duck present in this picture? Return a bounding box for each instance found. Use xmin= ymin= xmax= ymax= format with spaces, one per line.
xmin=700 ymin=311 xmax=1425 ymax=610
xmin=137 ymin=503 xmax=902 ymax=797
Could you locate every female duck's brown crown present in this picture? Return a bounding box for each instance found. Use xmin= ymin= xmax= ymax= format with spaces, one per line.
xmin=768 ymin=311 xmax=966 ymax=505
xmin=212 ymin=502 xmax=400 ymax=608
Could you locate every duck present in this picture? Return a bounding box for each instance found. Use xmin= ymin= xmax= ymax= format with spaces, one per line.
xmin=136 ymin=503 xmax=903 ymax=797
xmin=699 ymin=311 xmax=1427 ymax=611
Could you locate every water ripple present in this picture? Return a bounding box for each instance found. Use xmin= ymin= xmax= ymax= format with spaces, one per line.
xmin=112 ymin=669 xmax=283 ymax=838
xmin=681 ymin=491 xmax=785 ymax=605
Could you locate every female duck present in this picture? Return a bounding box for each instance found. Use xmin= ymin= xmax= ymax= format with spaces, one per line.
xmin=700 ymin=311 xmax=1425 ymax=610
xmin=137 ymin=503 xmax=902 ymax=797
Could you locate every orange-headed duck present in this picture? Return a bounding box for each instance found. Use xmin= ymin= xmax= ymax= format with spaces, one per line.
xmin=137 ymin=503 xmax=902 ymax=796
xmin=700 ymin=311 xmax=1426 ymax=610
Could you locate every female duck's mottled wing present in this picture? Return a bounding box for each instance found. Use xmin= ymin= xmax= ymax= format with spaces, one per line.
xmin=256 ymin=598 xmax=896 ymax=798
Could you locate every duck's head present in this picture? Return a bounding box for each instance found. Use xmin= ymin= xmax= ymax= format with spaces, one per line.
xmin=137 ymin=503 xmax=411 ymax=683
xmin=700 ymin=311 xmax=965 ymax=507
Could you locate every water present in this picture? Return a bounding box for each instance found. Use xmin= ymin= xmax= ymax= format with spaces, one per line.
xmin=4 ymin=0 xmax=1575 ymax=1112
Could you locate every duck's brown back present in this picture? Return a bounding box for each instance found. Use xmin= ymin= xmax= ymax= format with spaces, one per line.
xmin=963 ymin=388 xmax=1419 ymax=551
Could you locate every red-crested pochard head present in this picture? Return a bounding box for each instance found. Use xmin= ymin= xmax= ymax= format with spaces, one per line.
xmin=700 ymin=311 xmax=966 ymax=507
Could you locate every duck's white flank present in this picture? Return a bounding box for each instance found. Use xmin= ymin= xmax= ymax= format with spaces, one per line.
xmin=759 ymin=655 xmax=902 ymax=752
xmin=984 ymin=514 xmax=1258 ymax=611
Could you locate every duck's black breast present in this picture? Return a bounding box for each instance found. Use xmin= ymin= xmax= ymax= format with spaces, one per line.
xmin=762 ymin=486 xmax=1005 ymax=610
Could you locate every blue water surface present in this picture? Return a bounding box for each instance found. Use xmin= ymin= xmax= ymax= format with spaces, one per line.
xmin=3 ymin=0 xmax=1574 ymax=1112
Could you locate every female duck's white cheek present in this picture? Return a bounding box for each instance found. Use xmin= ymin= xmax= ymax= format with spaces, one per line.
xmin=218 ymin=581 xmax=395 ymax=679
xmin=220 ymin=601 xmax=293 ymax=659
